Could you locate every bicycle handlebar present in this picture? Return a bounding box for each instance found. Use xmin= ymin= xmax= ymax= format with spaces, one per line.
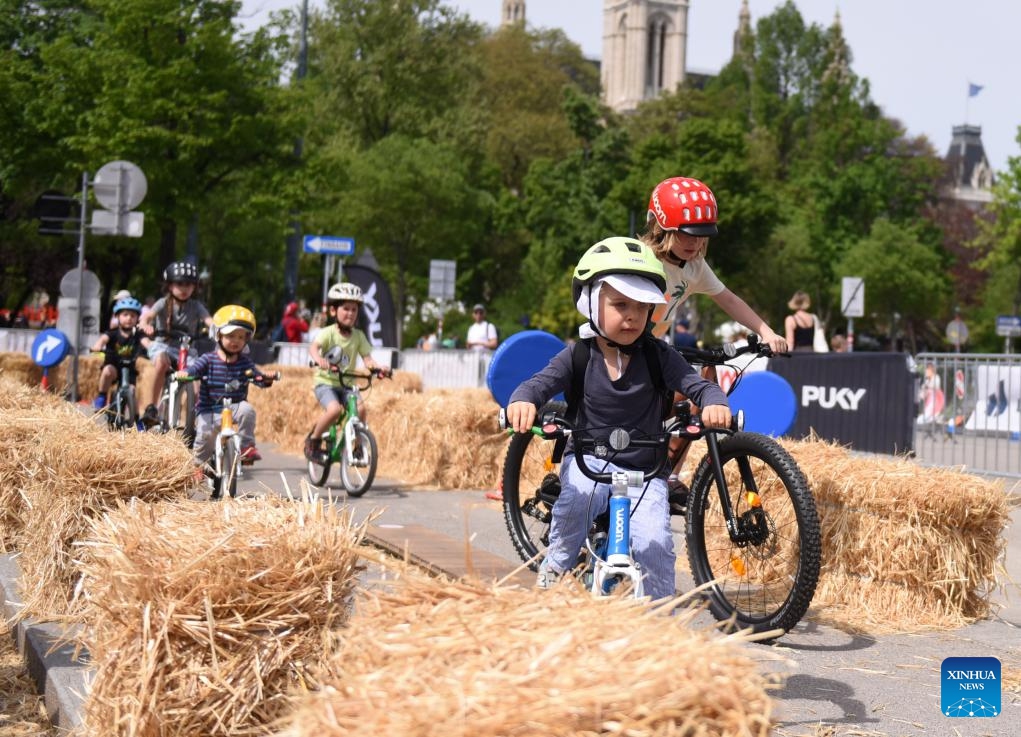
xmin=677 ymin=333 xmax=786 ymax=366
xmin=498 ymin=405 xmax=741 ymax=485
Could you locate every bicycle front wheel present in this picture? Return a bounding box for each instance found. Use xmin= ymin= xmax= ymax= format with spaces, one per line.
xmin=306 ymin=435 xmax=333 ymax=486
xmin=501 ymin=429 xmax=562 ymax=569
xmin=113 ymin=386 xmax=137 ymax=430
xmin=686 ymin=432 xmax=820 ymax=636
xmin=223 ymin=438 xmax=240 ymax=499
xmin=340 ymin=426 xmax=377 ymax=497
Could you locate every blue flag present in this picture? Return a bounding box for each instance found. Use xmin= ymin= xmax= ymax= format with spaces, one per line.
xmin=968 ymin=83 xmax=984 ymax=97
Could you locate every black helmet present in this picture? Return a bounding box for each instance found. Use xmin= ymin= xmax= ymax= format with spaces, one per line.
xmin=163 ymin=261 xmax=198 ymax=284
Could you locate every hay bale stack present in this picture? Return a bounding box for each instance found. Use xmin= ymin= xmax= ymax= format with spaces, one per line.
xmin=782 ymin=437 xmax=1010 ymax=632
xmin=77 ymin=496 xmax=368 ymax=737
xmin=0 ymin=351 xmax=103 ymax=399
xmin=0 ymin=377 xmax=195 ymax=619
xmin=281 ymin=577 xmax=779 ymax=737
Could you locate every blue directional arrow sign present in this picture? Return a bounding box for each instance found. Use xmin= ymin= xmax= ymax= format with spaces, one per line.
xmin=31 ymin=328 xmax=71 ymax=368
xmin=303 ymin=235 xmax=355 ymax=256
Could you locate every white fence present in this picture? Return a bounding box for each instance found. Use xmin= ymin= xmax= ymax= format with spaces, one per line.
xmin=0 ymin=330 xmax=489 ymax=391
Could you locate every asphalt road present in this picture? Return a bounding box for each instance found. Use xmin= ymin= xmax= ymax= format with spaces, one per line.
xmin=223 ymin=442 xmax=1021 ymax=736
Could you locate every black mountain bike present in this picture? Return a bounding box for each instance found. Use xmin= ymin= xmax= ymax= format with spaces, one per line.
xmin=501 ymin=336 xmax=821 ymax=636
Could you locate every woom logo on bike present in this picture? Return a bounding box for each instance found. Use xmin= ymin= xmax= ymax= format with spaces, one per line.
xmin=801 ymin=386 xmax=866 ymax=410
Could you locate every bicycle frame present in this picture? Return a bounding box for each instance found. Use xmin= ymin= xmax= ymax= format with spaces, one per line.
xmin=326 ymin=391 xmax=367 ymax=466
xmin=210 ymin=395 xmax=244 ymax=500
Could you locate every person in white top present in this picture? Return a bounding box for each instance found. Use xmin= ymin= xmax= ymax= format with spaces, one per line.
xmin=640 ymin=177 xmax=787 ymax=355
xmin=465 ymin=304 xmax=498 ymax=351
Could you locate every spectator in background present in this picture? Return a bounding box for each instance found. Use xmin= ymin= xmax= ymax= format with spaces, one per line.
xmin=672 ymin=317 xmax=698 ymax=349
xmin=466 ymin=303 xmax=498 ymax=351
xmin=784 ymin=291 xmax=818 ymax=353
xmin=280 ymin=301 xmax=309 ymax=342
xmin=830 ymin=334 xmax=848 ymax=352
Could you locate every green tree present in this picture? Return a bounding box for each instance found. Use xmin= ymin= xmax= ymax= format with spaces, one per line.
xmin=835 ymin=218 xmax=950 ymax=352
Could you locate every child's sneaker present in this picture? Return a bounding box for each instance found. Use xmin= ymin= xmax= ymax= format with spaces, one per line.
xmin=141 ymin=404 xmax=160 ymax=427
xmin=92 ymin=395 xmax=106 ymax=410
xmin=535 ymin=566 xmax=562 ymax=590
xmin=304 ymin=435 xmax=323 ymax=462
xmin=240 ymin=445 xmax=262 ymax=464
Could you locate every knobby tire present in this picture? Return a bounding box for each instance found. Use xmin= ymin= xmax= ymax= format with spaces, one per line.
xmin=501 ymin=428 xmax=561 ymax=570
xmin=685 ymin=432 xmax=820 ymax=635
xmin=340 ymin=426 xmax=377 ymax=497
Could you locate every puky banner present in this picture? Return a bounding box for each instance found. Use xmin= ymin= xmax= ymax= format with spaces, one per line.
xmin=342 ymin=263 xmax=398 ymax=348
xmin=767 ymin=352 xmax=915 ymax=454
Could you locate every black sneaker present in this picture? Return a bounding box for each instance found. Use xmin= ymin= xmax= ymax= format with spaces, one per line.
xmin=141 ymin=404 xmax=160 ymax=428
xmin=668 ymin=476 xmax=689 ymax=515
xmin=304 ymin=435 xmax=324 ymax=463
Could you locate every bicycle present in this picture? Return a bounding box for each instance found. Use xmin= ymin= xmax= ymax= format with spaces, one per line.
xmin=306 ymin=354 xmax=386 ymax=496
xmin=180 ymin=370 xmax=280 ymax=500
xmin=91 ymin=351 xmax=140 ymax=431
xmin=501 ymin=335 xmax=821 ymax=635
xmin=149 ymin=330 xmax=198 ymax=446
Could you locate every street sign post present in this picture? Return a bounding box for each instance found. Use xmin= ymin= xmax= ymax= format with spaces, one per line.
xmin=31 ymin=328 xmax=70 ymax=391
xmin=429 ymin=259 xmax=457 ymax=302
xmin=996 ymin=315 xmax=1021 ymax=353
xmin=303 ymin=235 xmax=355 ymax=256
xmin=841 ymin=277 xmax=865 ymax=352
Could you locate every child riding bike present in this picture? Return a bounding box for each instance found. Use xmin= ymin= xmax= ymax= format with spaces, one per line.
xmin=175 ymin=305 xmax=275 ymax=467
xmin=504 ymin=237 xmax=731 ymax=600
xmin=90 ymin=296 xmax=148 ymax=410
xmin=138 ymin=260 xmax=214 ymax=426
xmin=305 ymin=282 xmax=391 ymax=463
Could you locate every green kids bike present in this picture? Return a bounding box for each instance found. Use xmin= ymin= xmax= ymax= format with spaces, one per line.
xmin=306 ymin=364 xmax=386 ymax=497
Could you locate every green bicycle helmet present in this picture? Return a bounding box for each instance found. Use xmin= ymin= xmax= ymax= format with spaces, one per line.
xmin=572 ymin=236 xmax=667 ymax=303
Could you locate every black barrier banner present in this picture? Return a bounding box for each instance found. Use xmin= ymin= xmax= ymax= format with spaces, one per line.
xmin=767 ymin=352 xmax=915 ymax=454
xmin=342 ymin=264 xmax=398 ymax=348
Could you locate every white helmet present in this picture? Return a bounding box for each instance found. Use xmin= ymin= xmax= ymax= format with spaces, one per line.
xmin=327 ymin=282 xmax=363 ymax=304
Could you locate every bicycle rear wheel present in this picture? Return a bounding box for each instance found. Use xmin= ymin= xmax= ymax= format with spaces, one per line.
xmin=686 ymin=432 xmax=820 ymax=636
xmin=340 ymin=426 xmax=377 ymax=497
xmin=501 ymin=428 xmax=562 ymax=569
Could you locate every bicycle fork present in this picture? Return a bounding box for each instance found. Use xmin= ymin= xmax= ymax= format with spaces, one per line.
xmin=215 ymin=404 xmax=241 ymax=479
xmin=703 ymin=432 xmax=768 ymax=547
xmin=590 ymin=471 xmax=645 ymax=597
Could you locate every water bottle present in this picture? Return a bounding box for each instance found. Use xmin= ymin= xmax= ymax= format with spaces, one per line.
xmin=606 ymin=489 xmax=630 ymax=566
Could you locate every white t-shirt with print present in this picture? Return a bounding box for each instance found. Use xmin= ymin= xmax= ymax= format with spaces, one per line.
xmin=661 ymin=258 xmax=725 ymax=324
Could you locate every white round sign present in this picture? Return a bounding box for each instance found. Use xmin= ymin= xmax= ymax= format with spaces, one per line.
xmin=93 ymin=160 xmax=147 ymax=212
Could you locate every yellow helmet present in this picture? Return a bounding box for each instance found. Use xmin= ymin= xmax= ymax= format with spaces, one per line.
xmin=212 ymin=304 xmax=256 ymax=337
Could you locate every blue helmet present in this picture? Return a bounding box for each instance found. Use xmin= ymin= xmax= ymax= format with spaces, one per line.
xmin=113 ymin=297 xmax=143 ymax=315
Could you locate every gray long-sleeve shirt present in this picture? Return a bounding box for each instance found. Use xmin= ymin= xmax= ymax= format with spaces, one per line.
xmin=509 ymin=338 xmax=729 ymax=473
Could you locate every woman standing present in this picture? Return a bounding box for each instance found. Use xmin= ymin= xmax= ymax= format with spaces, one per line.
xmin=785 ymin=291 xmax=819 ymax=352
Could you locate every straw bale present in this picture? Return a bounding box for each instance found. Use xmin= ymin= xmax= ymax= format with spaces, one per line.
xmin=0 ymin=377 xmax=195 ymax=620
xmin=778 ymin=436 xmax=1011 ymax=633
xmin=76 ymin=495 xmax=369 ymax=737
xmin=281 ymin=576 xmax=781 ymax=737
xmin=0 ymin=352 xmax=104 ymax=400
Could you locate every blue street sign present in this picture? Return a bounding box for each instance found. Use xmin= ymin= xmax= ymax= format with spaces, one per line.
xmin=31 ymin=328 xmax=71 ymax=368
xmin=303 ymin=235 xmax=355 ymax=256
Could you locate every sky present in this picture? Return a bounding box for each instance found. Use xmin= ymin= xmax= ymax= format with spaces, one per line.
xmin=239 ymin=0 xmax=1020 ymax=174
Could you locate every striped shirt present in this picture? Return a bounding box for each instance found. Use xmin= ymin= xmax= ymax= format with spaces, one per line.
xmin=185 ymin=351 xmax=261 ymax=414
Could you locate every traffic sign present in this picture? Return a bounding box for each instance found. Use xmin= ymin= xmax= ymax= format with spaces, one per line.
xmin=429 ymin=259 xmax=457 ymax=301
xmin=303 ymin=235 xmax=354 ymax=255
xmin=995 ymin=315 xmax=1021 ymax=337
xmin=31 ymin=329 xmax=70 ymax=368
xmin=841 ymin=277 xmax=865 ymax=317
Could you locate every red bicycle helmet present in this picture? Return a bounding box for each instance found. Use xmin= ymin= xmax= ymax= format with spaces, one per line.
xmin=647 ymin=177 xmax=718 ymax=236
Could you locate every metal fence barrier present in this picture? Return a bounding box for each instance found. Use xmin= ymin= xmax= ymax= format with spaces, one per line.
xmin=912 ymin=352 xmax=1021 ymax=478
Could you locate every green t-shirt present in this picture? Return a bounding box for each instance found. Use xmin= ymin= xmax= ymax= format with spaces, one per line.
xmin=313 ymin=324 xmax=373 ymax=388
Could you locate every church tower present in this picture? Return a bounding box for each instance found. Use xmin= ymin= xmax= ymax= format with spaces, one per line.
xmin=945 ymin=125 xmax=994 ymax=206
xmin=501 ymin=0 xmax=525 ymax=27
xmin=602 ymin=0 xmax=690 ymax=112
